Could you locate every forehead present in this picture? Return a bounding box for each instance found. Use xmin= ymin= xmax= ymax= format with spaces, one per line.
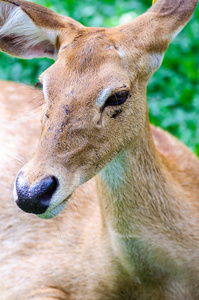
xmin=58 ymin=28 xmax=124 ymax=74
xmin=41 ymin=29 xmax=132 ymax=98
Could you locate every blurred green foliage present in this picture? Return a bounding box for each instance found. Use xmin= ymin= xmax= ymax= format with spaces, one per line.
xmin=0 ymin=0 xmax=198 ymax=153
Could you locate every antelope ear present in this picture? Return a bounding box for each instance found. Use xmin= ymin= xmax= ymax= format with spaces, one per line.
xmin=118 ymin=0 xmax=198 ymax=54
xmin=0 ymin=0 xmax=82 ymax=59
xmin=115 ymin=0 xmax=197 ymax=77
xmin=147 ymin=0 xmax=198 ymax=45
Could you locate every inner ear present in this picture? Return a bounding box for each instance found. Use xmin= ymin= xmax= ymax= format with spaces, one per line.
xmin=1 ymin=34 xmax=57 ymax=59
xmin=0 ymin=4 xmax=58 ymax=58
xmin=22 ymin=40 xmax=57 ymax=59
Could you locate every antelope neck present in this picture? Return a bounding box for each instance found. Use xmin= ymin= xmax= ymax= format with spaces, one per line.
xmin=96 ymin=126 xmax=184 ymax=237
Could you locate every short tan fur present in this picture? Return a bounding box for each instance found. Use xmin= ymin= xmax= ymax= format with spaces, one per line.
xmin=0 ymin=0 xmax=198 ymax=299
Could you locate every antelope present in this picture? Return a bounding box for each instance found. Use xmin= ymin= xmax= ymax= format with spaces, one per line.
xmin=0 ymin=0 xmax=199 ymax=299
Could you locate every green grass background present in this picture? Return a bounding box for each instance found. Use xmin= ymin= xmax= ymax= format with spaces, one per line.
xmin=0 ymin=0 xmax=198 ymax=154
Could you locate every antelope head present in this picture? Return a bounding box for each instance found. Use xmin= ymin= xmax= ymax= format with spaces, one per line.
xmin=0 ymin=0 xmax=197 ymax=218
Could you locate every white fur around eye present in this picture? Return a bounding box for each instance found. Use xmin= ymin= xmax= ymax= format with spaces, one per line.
xmin=96 ymin=87 xmax=112 ymax=108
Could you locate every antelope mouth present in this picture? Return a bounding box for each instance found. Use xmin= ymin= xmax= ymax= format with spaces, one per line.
xmin=36 ymin=196 xmax=71 ymax=219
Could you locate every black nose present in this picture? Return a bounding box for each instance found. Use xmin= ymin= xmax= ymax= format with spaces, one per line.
xmin=15 ymin=172 xmax=59 ymax=214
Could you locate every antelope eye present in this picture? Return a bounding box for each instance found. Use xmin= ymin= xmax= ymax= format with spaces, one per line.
xmin=35 ymin=81 xmax=43 ymax=89
xmin=104 ymin=90 xmax=129 ymax=108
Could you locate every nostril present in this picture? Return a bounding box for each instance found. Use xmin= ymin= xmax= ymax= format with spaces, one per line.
xmin=39 ymin=176 xmax=58 ymax=205
xmin=15 ymin=173 xmax=59 ymax=214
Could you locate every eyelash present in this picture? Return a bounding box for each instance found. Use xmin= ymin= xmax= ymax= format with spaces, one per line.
xmin=103 ymin=90 xmax=129 ymax=109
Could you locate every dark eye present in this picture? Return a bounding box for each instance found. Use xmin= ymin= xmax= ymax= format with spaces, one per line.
xmin=35 ymin=81 xmax=43 ymax=89
xmin=104 ymin=90 xmax=129 ymax=108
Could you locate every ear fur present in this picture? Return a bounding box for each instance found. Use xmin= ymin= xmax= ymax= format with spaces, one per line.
xmin=114 ymin=0 xmax=197 ymax=76
xmin=0 ymin=0 xmax=83 ymax=59
xmin=118 ymin=0 xmax=198 ymax=52
xmin=111 ymin=0 xmax=198 ymax=81
xmin=148 ymin=0 xmax=198 ymax=42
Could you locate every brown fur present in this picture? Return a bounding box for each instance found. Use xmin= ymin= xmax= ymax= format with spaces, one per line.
xmin=0 ymin=0 xmax=199 ymax=299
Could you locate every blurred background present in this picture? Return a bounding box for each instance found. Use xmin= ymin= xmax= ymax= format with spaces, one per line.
xmin=0 ymin=0 xmax=198 ymax=154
